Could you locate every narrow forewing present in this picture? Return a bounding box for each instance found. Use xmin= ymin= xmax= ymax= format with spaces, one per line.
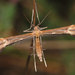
xmin=41 ymin=25 xmax=70 ymax=35
xmin=5 ymin=33 xmax=33 ymax=46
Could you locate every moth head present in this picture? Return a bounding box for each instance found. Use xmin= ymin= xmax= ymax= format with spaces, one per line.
xmin=34 ymin=26 xmax=39 ymax=30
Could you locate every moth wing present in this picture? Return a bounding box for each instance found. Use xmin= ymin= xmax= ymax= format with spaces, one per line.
xmin=0 ymin=33 xmax=33 ymax=50
xmin=41 ymin=25 xmax=71 ymax=35
xmin=5 ymin=33 xmax=33 ymax=45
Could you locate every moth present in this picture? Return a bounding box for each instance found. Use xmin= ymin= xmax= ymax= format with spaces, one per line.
xmin=0 ymin=0 xmax=75 ymax=72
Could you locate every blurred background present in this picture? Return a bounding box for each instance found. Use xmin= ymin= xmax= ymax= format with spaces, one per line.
xmin=0 ymin=0 xmax=75 ymax=75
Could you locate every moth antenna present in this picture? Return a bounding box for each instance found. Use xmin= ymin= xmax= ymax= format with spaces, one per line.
xmin=38 ymin=11 xmax=50 ymax=26
xmin=24 ymin=14 xmax=31 ymax=24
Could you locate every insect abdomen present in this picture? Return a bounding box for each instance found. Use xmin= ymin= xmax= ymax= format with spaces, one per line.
xmin=35 ymin=36 xmax=42 ymax=62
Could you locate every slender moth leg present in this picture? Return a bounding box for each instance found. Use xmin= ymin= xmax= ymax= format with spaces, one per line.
xmin=42 ymin=51 xmax=47 ymax=67
xmin=25 ymin=54 xmax=31 ymax=73
xmin=35 ymin=1 xmax=40 ymax=24
xmin=40 ymin=36 xmax=47 ymax=67
xmin=40 ymin=27 xmax=47 ymax=30
xmin=33 ymin=36 xmax=37 ymax=72
xmin=23 ymin=9 xmax=34 ymax=32
xmin=30 ymin=9 xmax=34 ymax=27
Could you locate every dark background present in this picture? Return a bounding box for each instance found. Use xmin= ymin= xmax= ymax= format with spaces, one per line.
xmin=0 ymin=0 xmax=75 ymax=75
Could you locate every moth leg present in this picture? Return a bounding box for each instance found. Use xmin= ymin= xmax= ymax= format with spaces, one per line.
xmin=42 ymin=51 xmax=47 ymax=67
xmin=43 ymin=49 xmax=46 ymax=51
xmin=23 ymin=30 xmax=32 ymax=32
xmin=35 ymin=1 xmax=40 ymax=24
xmin=40 ymin=36 xmax=47 ymax=67
xmin=30 ymin=8 xmax=34 ymax=27
xmin=33 ymin=52 xmax=37 ymax=72
xmin=25 ymin=54 xmax=31 ymax=73
xmin=40 ymin=27 xmax=47 ymax=30
xmin=23 ymin=9 xmax=34 ymax=32
xmin=33 ymin=37 xmax=37 ymax=72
